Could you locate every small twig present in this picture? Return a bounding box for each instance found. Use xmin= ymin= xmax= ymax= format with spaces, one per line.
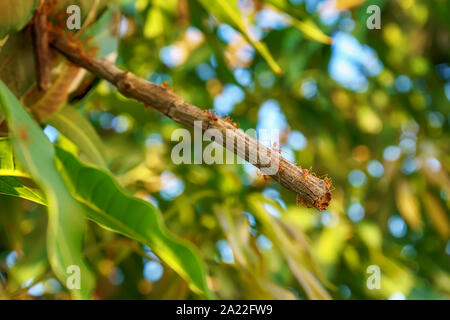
xmin=50 ymin=33 xmax=331 ymax=210
xmin=32 ymin=0 xmax=52 ymax=91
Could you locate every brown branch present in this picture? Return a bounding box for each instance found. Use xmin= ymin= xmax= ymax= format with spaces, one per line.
xmin=32 ymin=0 xmax=52 ymax=91
xmin=50 ymin=34 xmax=331 ymax=211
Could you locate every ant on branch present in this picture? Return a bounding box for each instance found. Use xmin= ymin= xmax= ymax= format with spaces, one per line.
xmin=160 ymin=81 xmax=174 ymax=91
xmin=202 ymin=110 xmax=219 ymax=123
xmin=272 ymin=142 xmax=282 ymax=154
xmin=256 ymin=170 xmax=271 ymax=182
xmin=296 ymin=195 xmax=312 ymax=208
xmin=223 ymin=115 xmax=238 ymax=128
xmin=323 ymin=176 xmax=334 ymax=191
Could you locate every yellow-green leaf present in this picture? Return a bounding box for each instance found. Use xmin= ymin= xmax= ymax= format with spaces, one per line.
xmin=0 ymin=80 xmax=95 ymax=299
xmin=55 ymin=147 xmax=214 ymax=298
xmin=196 ymin=0 xmax=283 ymax=75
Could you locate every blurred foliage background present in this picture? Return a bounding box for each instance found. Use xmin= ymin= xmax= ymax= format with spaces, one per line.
xmin=0 ymin=0 xmax=449 ymax=300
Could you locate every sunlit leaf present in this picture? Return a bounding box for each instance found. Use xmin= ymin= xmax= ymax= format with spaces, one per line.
xmin=0 ymin=176 xmax=46 ymax=205
xmin=266 ymin=0 xmax=331 ymax=44
xmin=0 ymin=80 xmax=95 ymax=299
xmin=248 ymin=194 xmax=331 ymax=300
xmin=0 ymin=138 xmax=28 ymax=177
xmin=196 ymin=0 xmax=283 ymax=75
xmin=55 ymin=147 xmax=213 ymax=298
xmin=46 ymin=106 xmax=107 ymax=169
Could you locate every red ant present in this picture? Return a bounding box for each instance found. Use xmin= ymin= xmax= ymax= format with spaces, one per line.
xmin=272 ymin=142 xmax=282 ymax=154
xmin=203 ymin=110 xmax=218 ymax=123
xmin=161 ymin=81 xmax=171 ymax=89
xmin=256 ymin=170 xmax=271 ymax=181
xmin=296 ymin=195 xmax=312 ymax=208
xmin=223 ymin=115 xmax=238 ymax=128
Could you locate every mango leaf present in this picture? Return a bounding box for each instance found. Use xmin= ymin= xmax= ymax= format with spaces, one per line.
xmin=0 ymin=80 xmax=95 ymax=299
xmin=266 ymin=0 xmax=331 ymax=44
xmin=0 ymin=138 xmax=28 ymax=177
xmin=248 ymin=193 xmax=331 ymax=299
xmin=55 ymin=147 xmax=213 ymax=298
xmin=0 ymin=0 xmax=38 ymax=38
xmin=196 ymin=0 xmax=283 ymax=75
xmin=0 ymin=138 xmax=46 ymax=205
xmin=0 ymin=176 xmax=46 ymax=205
xmin=289 ymin=17 xmax=332 ymax=45
xmin=46 ymin=106 xmax=108 ymax=169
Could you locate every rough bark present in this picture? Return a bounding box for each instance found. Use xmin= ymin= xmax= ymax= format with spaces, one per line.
xmin=50 ymin=34 xmax=331 ymax=211
xmin=32 ymin=0 xmax=51 ymax=91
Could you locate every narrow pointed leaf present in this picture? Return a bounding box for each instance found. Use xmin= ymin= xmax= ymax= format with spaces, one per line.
xmin=55 ymin=147 xmax=213 ymax=298
xmin=0 ymin=80 xmax=95 ymax=299
xmin=46 ymin=106 xmax=107 ymax=169
xmin=196 ymin=0 xmax=283 ymax=75
xmin=0 ymin=138 xmax=28 ymax=177
xmin=0 ymin=176 xmax=46 ymax=205
xmin=266 ymin=0 xmax=331 ymax=44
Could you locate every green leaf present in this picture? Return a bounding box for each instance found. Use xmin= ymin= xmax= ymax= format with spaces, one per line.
xmin=0 ymin=138 xmax=28 ymax=177
xmin=46 ymin=106 xmax=108 ymax=169
xmin=55 ymin=147 xmax=213 ymax=298
xmin=0 ymin=137 xmax=46 ymax=205
xmin=0 ymin=0 xmax=38 ymax=38
xmin=248 ymin=193 xmax=331 ymax=300
xmin=0 ymin=80 xmax=95 ymax=299
xmin=196 ymin=0 xmax=283 ymax=75
xmin=289 ymin=17 xmax=332 ymax=45
xmin=266 ymin=0 xmax=331 ymax=44
xmin=0 ymin=176 xmax=46 ymax=205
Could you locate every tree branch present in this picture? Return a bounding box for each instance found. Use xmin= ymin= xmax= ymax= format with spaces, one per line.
xmin=32 ymin=0 xmax=51 ymax=91
xmin=49 ymin=34 xmax=331 ymax=211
